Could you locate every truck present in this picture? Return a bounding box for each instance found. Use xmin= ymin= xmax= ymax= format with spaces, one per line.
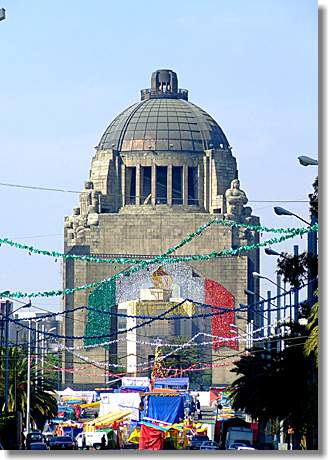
xmin=225 ymin=426 xmax=253 ymax=449
xmin=75 ymin=431 xmax=104 ymax=450
xmin=214 ymin=417 xmax=258 ymax=450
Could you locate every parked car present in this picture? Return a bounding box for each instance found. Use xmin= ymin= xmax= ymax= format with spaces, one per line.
xmin=30 ymin=442 xmax=49 ymax=450
xmin=199 ymin=440 xmax=219 ymax=450
xmin=188 ymin=435 xmax=210 ymax=450
xmin=49 ymin=435 xmax=76 ymax=450
xmin=26 ymin=431 xmax=45 ymax=449
xmin=228 ymin=441 xmax=255 ymax=450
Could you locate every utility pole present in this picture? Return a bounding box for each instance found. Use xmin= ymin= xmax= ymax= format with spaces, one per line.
xmin=4 ymin=300 xmax=11 ymax=412
xmin=26 ymin=320 xmax=31 ymax=434
xmin=35 ymin=322 xmax=39 ymax=387
xmin=41 ymin=324 xmax=45 ymax=390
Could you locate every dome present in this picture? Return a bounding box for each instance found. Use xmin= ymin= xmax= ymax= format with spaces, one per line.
xmin=97 ymin=70 xmax=229 ymax=153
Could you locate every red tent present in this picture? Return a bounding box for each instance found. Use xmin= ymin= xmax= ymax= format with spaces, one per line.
xmin=138 ymin=424 xmax=164 ymax=450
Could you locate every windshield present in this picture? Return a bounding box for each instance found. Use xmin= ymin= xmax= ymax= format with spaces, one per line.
xmin=54 ymin=437 xmax=72 ymax=442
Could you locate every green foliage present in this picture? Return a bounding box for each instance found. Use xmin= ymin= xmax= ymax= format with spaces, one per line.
xmin=227 ymin=324 xmax=318 ymax=447
xmin=304 ymin=292 xmax=318 ymax=366
xmin=309 ymin=176 xmax=318 ymax=220
xmin=0 ymin=347 xmax=58 ymax=430
xmin=276 ymin=252 xmax=309 ymax=289
xmin=160 ymin=336 xmax=212 ymax=389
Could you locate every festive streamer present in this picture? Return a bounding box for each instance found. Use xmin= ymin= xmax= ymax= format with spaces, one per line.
xmin=6 ymin=296 xmax=297 ymax=341
xmin=0 ymin=217 xmax=218 ymax=264
xmin=0 ymin=221 xmax=318 ymax=264
xmin=63 ymin=329 xmax=284 ymax=370
xmin=57 ymin=324 xmax=274 ymax=352
xmin=0 ymin=226 xmax=316 ymax=299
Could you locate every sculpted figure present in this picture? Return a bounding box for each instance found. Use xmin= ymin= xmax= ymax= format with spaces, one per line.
xmin=225 ymin=179 xmax=248 ymax=221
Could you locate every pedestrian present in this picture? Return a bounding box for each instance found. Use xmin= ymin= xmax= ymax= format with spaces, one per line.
xmin=101 ymin=434 xmax=106 ymax=450
xmin=196 ymin=399 xmax=202 ymax=420
xmin=82 ymin=434 xmax=87 ymax=450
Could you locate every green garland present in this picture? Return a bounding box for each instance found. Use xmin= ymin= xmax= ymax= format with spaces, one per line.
xmin=0 ymin=221 xmax=318 ymax=265
xmin=0 ymin=225 xmax=316 ymax=299
xmin=84 ymin=279 xmax=116 ymax=348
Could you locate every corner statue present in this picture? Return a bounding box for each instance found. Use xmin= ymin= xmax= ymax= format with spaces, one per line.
xmin=225 ymin=179 xmax=248 ymax=221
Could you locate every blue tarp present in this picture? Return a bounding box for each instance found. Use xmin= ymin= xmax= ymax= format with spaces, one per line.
xmin=147 ymin=395 xmax=185 ymax=424
xmin=154 ymin=377 xmax=189 ymax=388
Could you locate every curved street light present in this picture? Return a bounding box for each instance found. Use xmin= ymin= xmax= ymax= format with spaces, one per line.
xmin=252 ymin=272 xmax=288 ymax=293
xmin=298 ymin=155 xmax=318 ymax=166
xmin=264 ymin=248 xmax=289 ymax=259
xmin=273 ymin=206 xmax=311 ymax=226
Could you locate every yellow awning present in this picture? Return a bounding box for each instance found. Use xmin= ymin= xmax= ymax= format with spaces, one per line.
xmin=80 ymin=401 xmax=100 ymax=409
xmin=84 ymin=410 xmax=132 ymax=428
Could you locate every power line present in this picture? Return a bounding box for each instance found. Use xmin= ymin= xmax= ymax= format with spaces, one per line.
xmin=0 ymin=180 xmax=308 ymax=203
xmin=0 ymin=182 xmax=80 ymax=194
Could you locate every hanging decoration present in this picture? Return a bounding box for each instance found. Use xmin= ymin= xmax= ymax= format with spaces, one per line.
xmin=0 ymin=221 xmax=318 ymax=264
xmin=0 ymin=226 xmax=316 ymax=299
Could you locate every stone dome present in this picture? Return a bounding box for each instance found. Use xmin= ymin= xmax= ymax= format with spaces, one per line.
xmin=97 ymin=69 xmax=229 ymax=153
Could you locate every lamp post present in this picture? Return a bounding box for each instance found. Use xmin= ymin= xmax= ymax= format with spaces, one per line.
xmin=273 ymin=206 xmax=311 ymax=226
xmin=3 ymin=301 xmax=31 ymax=413
xmin=26 ymin=320 xmax=31 ymax=433
xmin=297 ymin=156 xmax=318 ymax=166
xmin=264 ymin=248 xmax=289 ymax=259
xmin=41 ymin=326 xmax=56 ymax=390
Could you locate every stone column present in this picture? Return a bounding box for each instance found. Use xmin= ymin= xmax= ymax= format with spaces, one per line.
xmin=198 ymin=160 xmax=204 ymax=210
xmin=151 ymin=162 xmax=156 ymax=206
xmin=121 ymin=163 xmax=126 ymax=207
xmin=183 ymin=164 xmax=188 ymax=206
xmin=203 ymin=156 xmax=209 ymax=212
xmin=136 ymin=164 xmax=141 ymax=206
xmin=167 ymin=164 xmax=173 ymax=206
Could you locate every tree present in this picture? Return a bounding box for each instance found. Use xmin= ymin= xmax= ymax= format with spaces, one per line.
xmin=0 ymin=347 xmax=58 ymax=430
xmin=228 ymin=323 xmax=318 ymax=449
xmin=304 ymin=292 xmax=318 ymax=366
xmin=160 ymin=336 xmax=212 ymax=389
xmin=309 ymin=176 xmax=318 ymax=220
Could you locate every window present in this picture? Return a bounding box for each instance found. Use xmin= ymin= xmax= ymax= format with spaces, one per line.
xmin=156 ymin=166 xmax=167 ymax=204
xmin=188 ymin=166 xmax=198 ymax=205
xmin=142 ymin=166 xmax=151 ymax=204
xmin=172 ymin=166 xmax=183 ymax=204
xmin=125 ymin=167 xmax=136 ymax=204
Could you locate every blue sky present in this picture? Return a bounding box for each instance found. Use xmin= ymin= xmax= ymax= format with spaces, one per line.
xmin=0 ymin=0 xmax=318 ymax=312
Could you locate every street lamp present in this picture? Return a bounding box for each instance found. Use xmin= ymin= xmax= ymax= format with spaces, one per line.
xmin=298 ymin=156 xmax=318 ymax=166
xmin=273 ymin=206 xmax=311 ymax=226
xmin=252 ymin=272 xmax=288 ymax=293
xmin=41 ymin=326 xmax=56 ymax=389
xmin=264 ymin=248 xmax=289 ymax=259
xmin=244 ymin=288 xmax=277 ymax=306
xmin=0 ymin=8 xmax=5 ymax=21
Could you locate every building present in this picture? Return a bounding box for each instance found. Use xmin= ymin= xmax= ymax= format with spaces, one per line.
xmin=62 ymin=69 xmax=260 ymax=389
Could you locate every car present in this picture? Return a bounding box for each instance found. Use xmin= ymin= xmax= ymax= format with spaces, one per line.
xmin=49 ymin=435 xmax=76 ymax=450
xmin=199 ymin=440 xmax=219 ymax=450
xmin=188 ymin=435 xmax=210 ymax=450
xmin=237 ymin=446 xmax=256 ymax=450
xmin=228 ymin=441 xmax=255 ymax=450
xmin=30 ymin=442 xmax=49 ymax=450
xmin=26 ymin=431 xmax=45 ymax=449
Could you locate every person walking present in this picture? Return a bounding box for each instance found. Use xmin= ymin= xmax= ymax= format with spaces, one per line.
xmin=101 ymin=434 xmax=107 ymax=450
xmin=196 ymin=399 xmax=202 ymax=420
xmin=82 ymin=434 xmax=87 ymax=450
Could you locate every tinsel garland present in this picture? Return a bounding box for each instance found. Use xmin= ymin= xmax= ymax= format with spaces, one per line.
xmin=0 ymin=226 xmax=316 ymax=299
xmin=0 ymin=220 xmax=318 ymax=265
xmin=64 ymin=329 xmax=282 ymax=370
